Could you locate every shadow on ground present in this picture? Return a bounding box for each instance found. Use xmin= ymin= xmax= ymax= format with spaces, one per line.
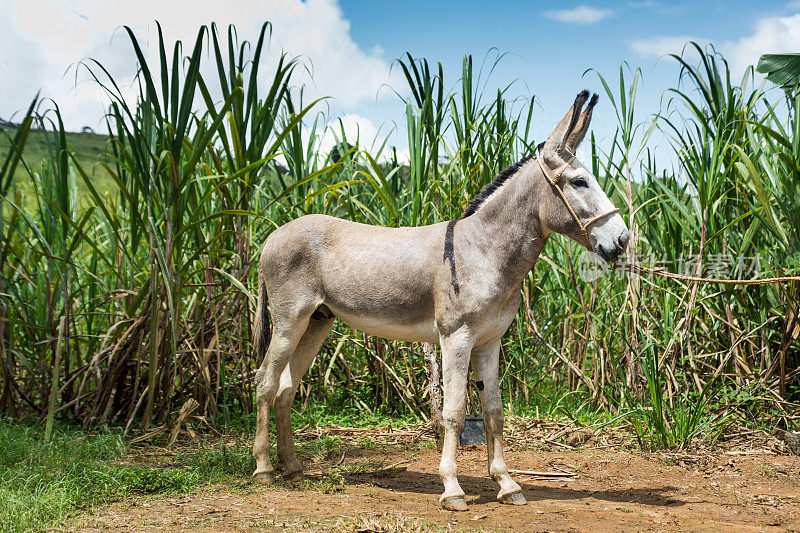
xmin=344 ymin=468 xmax=685 ymax=507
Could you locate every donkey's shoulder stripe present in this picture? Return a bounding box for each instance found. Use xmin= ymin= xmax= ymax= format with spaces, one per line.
xmin=444 ymin=219 xmax=459 ymax=295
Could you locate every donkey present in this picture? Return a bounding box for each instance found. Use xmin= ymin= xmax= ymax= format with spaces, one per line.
xmin=250 ymin=91 xmax=630 ymax=511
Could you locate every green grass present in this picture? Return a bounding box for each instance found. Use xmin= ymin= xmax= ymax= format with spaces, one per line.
xmin=0 ymin=405 xmax=426 ymax=532
xmin=0 ymin=126 xmax=113 ymax=204
xmin=0 ymin=420 xmax=112 ymax=530
xmin=295 ymin=402 xmax=424 ymax=429
xmin=0 ymin=419 xmax=211 ymax=532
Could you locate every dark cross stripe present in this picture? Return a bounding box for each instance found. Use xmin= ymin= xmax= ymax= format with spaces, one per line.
xmin=443 ymin=219 xmax=459 ymax=295
xmin=257 ymin=282 xmax=272 ymax=356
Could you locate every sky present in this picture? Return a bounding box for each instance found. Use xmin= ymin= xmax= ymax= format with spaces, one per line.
xmin=2 ymin=0 xmax=800 ymax=163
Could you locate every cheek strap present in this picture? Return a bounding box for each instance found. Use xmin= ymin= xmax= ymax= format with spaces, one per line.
xmin=537 ymin=153 xmax=620 ymax=249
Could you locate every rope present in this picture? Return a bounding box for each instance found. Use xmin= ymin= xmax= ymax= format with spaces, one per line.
xmin=535 ymin=152 xmax=799 ymax=288
xmin=614 ymin=262 xmax=800 ymax=286
xmin=536 ymin=153 xmax=619 ymax=249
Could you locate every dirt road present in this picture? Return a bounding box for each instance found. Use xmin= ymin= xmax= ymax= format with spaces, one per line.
xmin=80 ymin=441 xmax=800 ymax=532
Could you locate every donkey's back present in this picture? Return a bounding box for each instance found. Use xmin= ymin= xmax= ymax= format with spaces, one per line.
xmin=260 ymin=214 xmax=445 ymax=342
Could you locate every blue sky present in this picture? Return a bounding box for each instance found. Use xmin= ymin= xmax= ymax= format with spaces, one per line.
xmin=335 ymin=0 xmax=800 ymax=157
xmin=1 ymin=0 xmax=798 ymax=165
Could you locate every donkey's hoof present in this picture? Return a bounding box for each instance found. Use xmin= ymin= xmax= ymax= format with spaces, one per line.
xmin=252 ymin=472 xmax=276 ymax=484
xmin=499 ymin=492 xmax=527 ymax=506
xmin=441 ymin=496 xmax=469 ymax=511
xmin=283 ymin=470 xmax=305 ymax=483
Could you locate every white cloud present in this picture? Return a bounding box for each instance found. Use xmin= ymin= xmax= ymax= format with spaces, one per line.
xmin=628 ymin=12 xmax=800 ymax=77
xmin=629 ymin=35 xmax=704 ymax=59
xmin=543 ymin=5 xmax=613 ymax=24
xmin=0 ymin=2 xmax=47 ymax=121
xmin=724 ymin=13 xmax=800 ymax=75
xmin=317 ymin=114 xmax=410 ymax=163
xmin=0 ymin=0 xmax=401 ymax=130
xmin=391 ymin=148 xmax=411 ymax=165
xmin=319 ymin=114 xmax=379 ymax=156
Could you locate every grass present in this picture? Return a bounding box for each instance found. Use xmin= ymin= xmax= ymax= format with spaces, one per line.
xmin=295 ymin=402 xmax=425 ymax=429
xmin=0 ymin=418 xmax=199 ymax=532
xmin=0 ymin=404 xmax=429 ymax=532
xmin=0 ymin=421 xmax=259 ymax=531
xmin=0 ymin=127 xmax=113 ymax=204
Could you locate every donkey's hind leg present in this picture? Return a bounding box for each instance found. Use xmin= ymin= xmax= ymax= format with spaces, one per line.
xmin=274 ymin=313 xmax=334 ymax=481
xmin=252 ymin=309 xmax=313 ymax=484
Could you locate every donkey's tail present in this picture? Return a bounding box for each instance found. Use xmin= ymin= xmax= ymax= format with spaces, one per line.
xmin=252 ymin=278 xmax=271 ymax=360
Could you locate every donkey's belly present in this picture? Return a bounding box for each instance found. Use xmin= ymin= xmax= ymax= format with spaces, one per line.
xmin=329 ymin=307 xmax=439 ymax=343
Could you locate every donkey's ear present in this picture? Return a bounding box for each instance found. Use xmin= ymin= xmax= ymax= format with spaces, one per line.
xmin=543 ymin=90 xmax=590 ymax=156
xmin=566 ymin=93 xmax=598 ymax=151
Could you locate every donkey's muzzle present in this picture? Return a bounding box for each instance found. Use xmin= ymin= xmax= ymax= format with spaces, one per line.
xmin=595 ymin=228 xmax=629 ymax=263
xmin=617 ymin=229 xmax=630 ymax=250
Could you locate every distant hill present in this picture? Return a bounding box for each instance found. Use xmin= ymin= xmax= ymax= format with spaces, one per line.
xmin=0 ymin=127 xmax=114 ymax=203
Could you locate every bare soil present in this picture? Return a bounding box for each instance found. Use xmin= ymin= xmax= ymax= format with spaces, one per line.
xmin=77 ymin=440 xmax=800 ymax=532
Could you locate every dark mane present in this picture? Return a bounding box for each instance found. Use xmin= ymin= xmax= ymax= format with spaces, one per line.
xmin=460 ymin=154 xmax=534 ymax=218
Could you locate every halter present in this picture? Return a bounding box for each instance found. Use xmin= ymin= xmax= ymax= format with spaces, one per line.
xmin=536 ymin=152 xmax=619 ymax=249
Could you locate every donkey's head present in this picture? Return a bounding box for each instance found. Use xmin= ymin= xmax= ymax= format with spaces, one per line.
xmin=536 ymin=91 xmax=629 ymax=262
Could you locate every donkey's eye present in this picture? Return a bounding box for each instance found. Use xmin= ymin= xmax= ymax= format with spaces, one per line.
xmin=572 ymin=178 xmax=589 ymax=188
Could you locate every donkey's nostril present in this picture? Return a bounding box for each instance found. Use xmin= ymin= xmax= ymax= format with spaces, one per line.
xmin=618 ymin=230 xmax=630 ymax=250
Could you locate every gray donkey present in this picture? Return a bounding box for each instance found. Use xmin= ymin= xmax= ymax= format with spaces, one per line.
xmin=251 ymin=91 xmax=629 ymax=511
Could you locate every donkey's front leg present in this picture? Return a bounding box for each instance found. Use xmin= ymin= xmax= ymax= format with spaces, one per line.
xmin=471 ymin=337 xmax=526 ymax=505
xmin=438 ymin=327 xmax=474 ymax=511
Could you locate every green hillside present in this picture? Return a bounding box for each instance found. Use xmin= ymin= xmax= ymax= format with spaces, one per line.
xmin=0 ymin=127 xmax=114 ymax=204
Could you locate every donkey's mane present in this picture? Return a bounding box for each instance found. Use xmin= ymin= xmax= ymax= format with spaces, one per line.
xmin=461 ymin=154 xmax=534 ymax=218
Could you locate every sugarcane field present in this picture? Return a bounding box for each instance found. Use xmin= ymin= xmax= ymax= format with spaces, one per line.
xmin=1 ymin=2 xmax=799 ymax=531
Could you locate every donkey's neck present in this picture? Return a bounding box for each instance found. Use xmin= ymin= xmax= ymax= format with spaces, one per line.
xmin=461 ymin=160 xmax=547 ymax=282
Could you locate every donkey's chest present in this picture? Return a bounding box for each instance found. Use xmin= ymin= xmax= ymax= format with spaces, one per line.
xmin=435 ymin=277 xmax=521 ymax=342
xmin=471 ymin=290 xmax=521 ymax=342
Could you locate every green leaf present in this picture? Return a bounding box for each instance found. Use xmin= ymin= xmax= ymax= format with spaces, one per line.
xmin=757 ymin=53 xmax=800 ymax=88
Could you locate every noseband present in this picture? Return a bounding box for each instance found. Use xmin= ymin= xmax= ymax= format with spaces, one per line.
xmin=536 ymin=152 xmax=619 ymax=249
